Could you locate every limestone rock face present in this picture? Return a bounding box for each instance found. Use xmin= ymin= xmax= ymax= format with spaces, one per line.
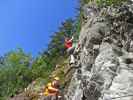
xmin=66 ymin=1 xmax=133 ymax=100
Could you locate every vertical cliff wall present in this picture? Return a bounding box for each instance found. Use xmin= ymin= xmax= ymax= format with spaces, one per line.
xmin=65 ymin=1 xmax=133 ymax=100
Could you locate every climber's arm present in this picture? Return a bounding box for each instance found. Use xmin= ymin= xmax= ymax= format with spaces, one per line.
xmin=70 ymin=36 xmax=74 ymax=41
xmin=48 ymin=86 xmax=59 ymax=92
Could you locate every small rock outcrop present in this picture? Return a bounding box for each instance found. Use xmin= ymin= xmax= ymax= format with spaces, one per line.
xmin=65 ymin=1 xmax=133 ymax=100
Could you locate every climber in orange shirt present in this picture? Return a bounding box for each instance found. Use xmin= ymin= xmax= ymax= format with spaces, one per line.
xmin=43 ymin=77 xmax=61 ymax=100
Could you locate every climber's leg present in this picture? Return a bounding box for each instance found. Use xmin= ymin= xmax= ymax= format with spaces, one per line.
xmin=70 ymin=54 xmax=75 ymax=64
xmin=73 ymin=43 xmax=81 ymax=55
xmin=41 ymin=96 xmax=53 ymax=100
xmin=67 ymin=46 xmax=75 ymax=55
xmin=66 ymin=47 xmax=76 ymax=65
xmin=40 ymin=96 xmax=47 ymax=100
xmin=51 ymin=95 xmax=57 ymax=100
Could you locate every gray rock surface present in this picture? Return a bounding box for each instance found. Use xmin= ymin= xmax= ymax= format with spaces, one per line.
xmin=65 ymin=1 xmax=133 ymax=100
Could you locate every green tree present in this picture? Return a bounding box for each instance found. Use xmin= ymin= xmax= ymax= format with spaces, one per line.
xmin=80 ymin=0 xmax=127 ymax=6
xmin=0 ymin=49 xmax=33 ymax=98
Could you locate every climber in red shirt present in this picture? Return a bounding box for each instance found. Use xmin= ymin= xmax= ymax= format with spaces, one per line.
xmin=65 ymin=36 xmax=73 ymax=49
xmin=65 ymin=36 xmax=75 ymax=64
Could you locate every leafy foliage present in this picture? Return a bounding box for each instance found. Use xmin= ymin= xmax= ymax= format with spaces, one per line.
xmin=80 ymin=0 xmax=127 ymax=6
xmin=0 ymin=49 xmax=33 ymax=98
xmin=96 ymin=0 xmax=126 ymax=6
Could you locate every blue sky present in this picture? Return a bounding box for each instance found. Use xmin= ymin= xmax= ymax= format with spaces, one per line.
xmin=0 ymin=0 xmax=78 ymax=56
